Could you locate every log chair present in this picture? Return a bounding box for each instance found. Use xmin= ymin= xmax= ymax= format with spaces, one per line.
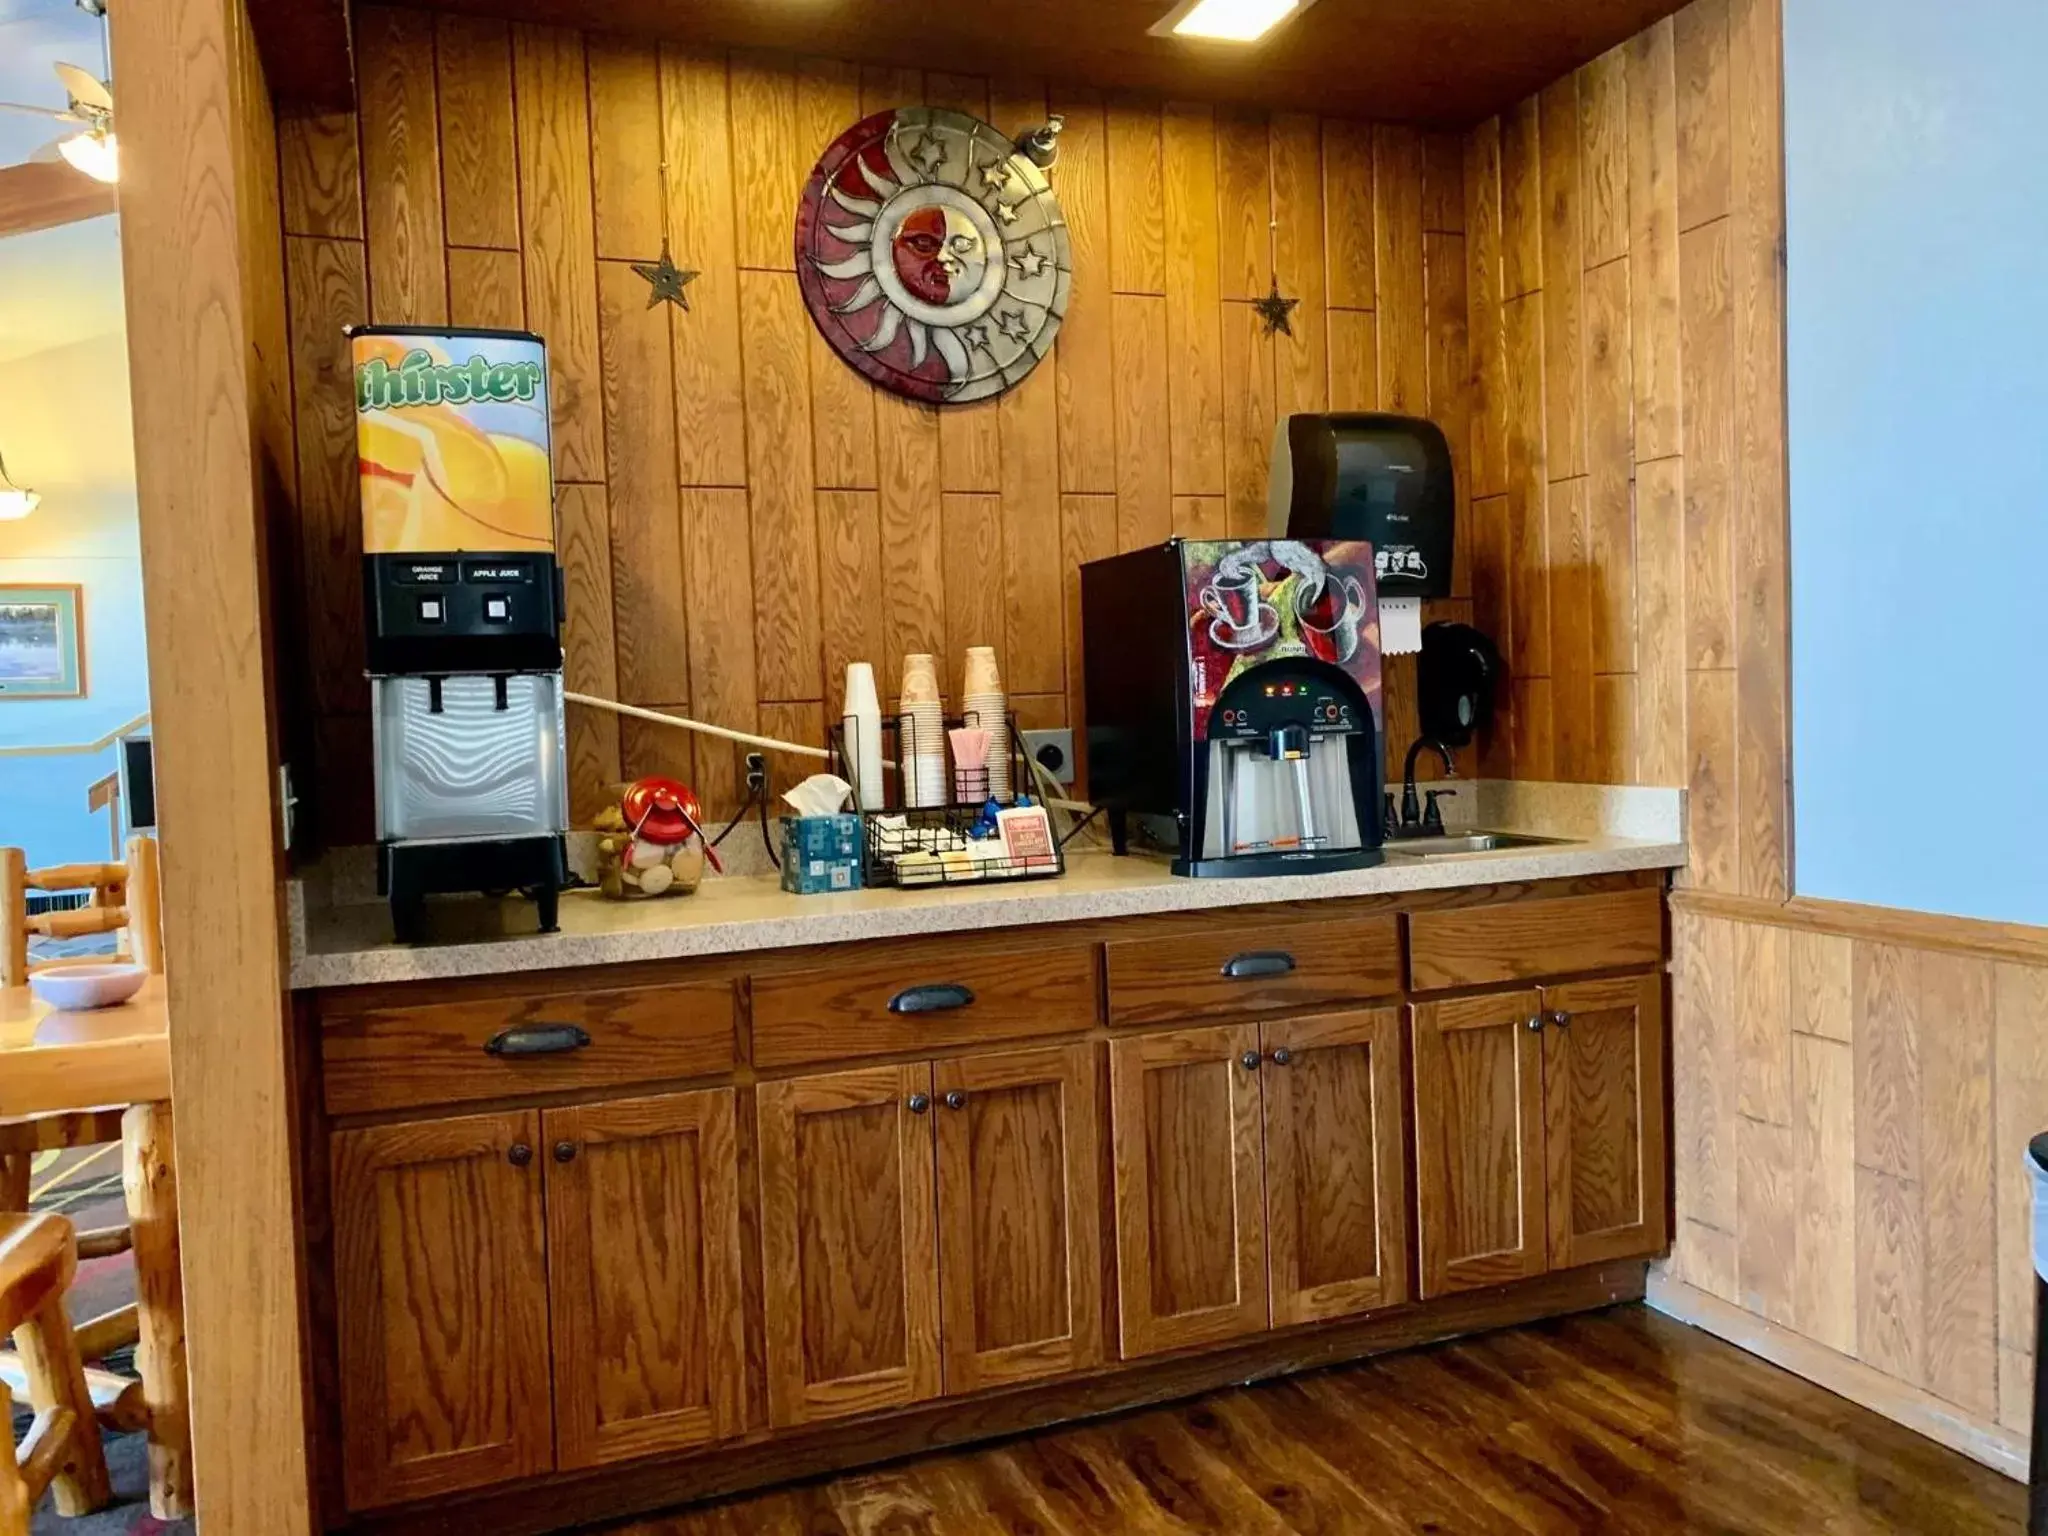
xmin=0 ymin=1213 xmax=112 ymax=1534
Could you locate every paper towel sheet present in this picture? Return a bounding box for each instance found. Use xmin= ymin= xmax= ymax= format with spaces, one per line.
xmin=1382 ymin=596 xmax=1422 ymax=656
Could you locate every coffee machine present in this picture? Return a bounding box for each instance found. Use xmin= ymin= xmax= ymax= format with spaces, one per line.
xmin=1081 ymin=539 xmax=1384 ymax=877
xmin=352 ymin=325 xmax=569 ymax=941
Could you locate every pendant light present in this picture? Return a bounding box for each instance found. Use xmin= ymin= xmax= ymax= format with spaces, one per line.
xmin=0 ymin=451 xmax=40 ymax=521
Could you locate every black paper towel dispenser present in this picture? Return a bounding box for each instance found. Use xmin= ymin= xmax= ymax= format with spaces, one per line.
xmin=1267 ymin=413 xmax=1455 ymax=603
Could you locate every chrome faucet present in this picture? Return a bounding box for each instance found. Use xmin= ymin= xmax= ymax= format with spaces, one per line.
xmin=1399 ymin=737 xmax=1457 ymax=836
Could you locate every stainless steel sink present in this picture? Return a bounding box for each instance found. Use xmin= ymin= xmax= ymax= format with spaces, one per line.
xmin=1382 ymin=830 xmax=1577 ymax=859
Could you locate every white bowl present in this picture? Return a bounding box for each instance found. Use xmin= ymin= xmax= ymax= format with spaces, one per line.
xmin=29 ymin=963 xmax=149 ymax=1011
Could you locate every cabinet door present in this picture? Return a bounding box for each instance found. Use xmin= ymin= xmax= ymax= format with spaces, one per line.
xmin=934 ymin=1044 xmax=1103 ymax=1394
xmin=1412 ymin=991 xmax=1547 ymax=1298
xmin=1261 ymin=1008 xmax=1410 ymax=1326
xmin=1541 ymin=974 xmax=1669 ymax=1269
xmin=758 ymin=1064 xmax=941 ymax=1427
xmin=1109 ymin=1023 xmax=1268 ymax=1358
xmin=331 ymin=1110 xmax=552 ymax=1510
xmin=545 ymin=1089 xmax=746 ymax=1470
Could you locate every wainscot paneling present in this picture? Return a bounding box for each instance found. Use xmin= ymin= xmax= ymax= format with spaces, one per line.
xmin=1663 ymin=891 xmax=2042 ymax=1476
xmin=280 ymin=7 xmax=1477 ymax=838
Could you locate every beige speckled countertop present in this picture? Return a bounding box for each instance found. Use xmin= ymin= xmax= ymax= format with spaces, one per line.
xmin=288 ymin=781 xmax=1685 ymax=991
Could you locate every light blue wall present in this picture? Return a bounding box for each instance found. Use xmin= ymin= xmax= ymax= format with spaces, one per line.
xmin=0 ymin=219 xmax=146 ymax=869
xmin=1785 ymin=0 xmax=2048 ymax=925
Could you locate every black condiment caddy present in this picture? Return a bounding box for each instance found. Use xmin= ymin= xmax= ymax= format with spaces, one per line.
xmin=827 ymin=711 xmax=1067 ymax=889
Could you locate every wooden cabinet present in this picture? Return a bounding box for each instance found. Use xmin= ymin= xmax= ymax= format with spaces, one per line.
xmin=758 ymin=1065 xmax=942 ymax=1427
xmin=1103 ymin=916 xmax=1403 ymax=1027
xmin=934 ymin=1044 xmax=1103 ymax=1393
xmin=333 ymin=1093 xmax=750 ymax=1505
xmin=1260 ymin=1008 xmax=1409 ymax=1326
xmin=1110 ymin=1011 xmax=1413 ymax=1356
xmin=1541 ymin=975 xmax=1668 ymax=1269
xmin=1412 ymin=991 xmax=1548 ymax=1298
xmin=1413 ymin=976 xmax=1666 ymax=1299
xmin=545 ymin=1090 xmax=746 ymax=1470
xmin=321 ymin=981 xmax=739 ymax=1117
xmin=759 ymin=1047 xmax=1105 ymax=1422
xmin=1109 ymin=1023 xmax=1270 ymax=1358
xmin=1406 ymin=887 xmax=1663 ymax=991
xmin=331 ymin=1110 xmax=553 ymax=1510
xmin=311 ymin=875 xmax=1672 ymax=1524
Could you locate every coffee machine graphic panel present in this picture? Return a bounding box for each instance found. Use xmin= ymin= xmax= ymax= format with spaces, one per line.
xmin=1183 ymin=539 xmax=1383 ymax=741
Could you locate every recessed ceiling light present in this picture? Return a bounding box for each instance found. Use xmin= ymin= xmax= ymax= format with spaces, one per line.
xmin=1150 ymin=0 xmax=1314 ymax=43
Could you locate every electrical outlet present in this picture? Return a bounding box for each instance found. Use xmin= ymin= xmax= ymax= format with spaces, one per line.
xmin=1022 ymin=728 xmax=1076 ymax=787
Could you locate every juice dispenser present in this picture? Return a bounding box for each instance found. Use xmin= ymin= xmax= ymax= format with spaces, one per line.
xmin=351 ymin=325 xmax=568 ymax=941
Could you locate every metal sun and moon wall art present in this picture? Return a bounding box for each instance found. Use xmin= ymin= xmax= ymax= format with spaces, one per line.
xmin=795 ymin=106 xmax=1073 ymax=406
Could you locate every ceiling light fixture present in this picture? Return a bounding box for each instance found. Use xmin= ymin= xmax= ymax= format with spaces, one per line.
xmin=1150 ymin=0 xmax=1312 ymax=43
xmin=57 ymin=127 xmax=118 ymax=184
xmin=0 ymin=451 xmax=40 ymax=522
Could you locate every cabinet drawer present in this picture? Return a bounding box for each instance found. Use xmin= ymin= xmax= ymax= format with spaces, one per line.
xmin=322 ymin=982 xmax=739 ymax=1116
xmin=1407 ymin=888 xmax=1664 ymax=991
xmin=1104 ymin=916 xmax=1402 ymax=1027
xmin=751 ymin=945 xmax=1099 ymax=1069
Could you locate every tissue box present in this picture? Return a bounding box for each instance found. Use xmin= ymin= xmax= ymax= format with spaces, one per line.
xmin=779 ymin=815 xmax=865 ymax=895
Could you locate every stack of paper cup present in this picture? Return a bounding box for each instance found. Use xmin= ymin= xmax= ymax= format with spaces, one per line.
xmin=842 ymin=661 xmax=886 ymax=812
xmin=898 ymin=654 xmax=947 ymax=808
xmin=959 ymin=647 xmax=1011 ymax=803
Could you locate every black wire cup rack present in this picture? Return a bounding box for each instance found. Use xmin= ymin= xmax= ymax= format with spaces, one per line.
xmin=828 ymin=711 xmax=1067 ymax=890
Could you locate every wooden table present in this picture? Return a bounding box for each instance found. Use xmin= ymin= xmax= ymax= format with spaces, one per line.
xmin=0 ymin=976 xmax=190 ymax=1518
xmin=0 ymin=977 xmax=172 ymax=1119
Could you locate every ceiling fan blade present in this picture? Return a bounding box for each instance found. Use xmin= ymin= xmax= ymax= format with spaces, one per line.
xmin=0 ymin=101 xmax=78 ymax=123
xmin=54 ymin=63 xmax=113 ymax=113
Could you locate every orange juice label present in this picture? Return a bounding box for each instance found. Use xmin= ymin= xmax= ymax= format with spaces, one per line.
xmin=352 ymin=330 xmax=556 ymax=556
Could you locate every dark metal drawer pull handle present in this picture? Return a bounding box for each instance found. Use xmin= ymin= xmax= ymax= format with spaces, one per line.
xmin=888 ymin=983 xmax=976 ymax=1015
xmin=1222 ymin=952 xmax=1296 ymax=980
xmin=486 ymin=1023 xmax=593 ymax=1057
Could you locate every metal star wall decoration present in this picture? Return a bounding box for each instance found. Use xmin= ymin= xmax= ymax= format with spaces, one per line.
xmin=1254 ymin=274 xmax=1300 ymax=337
xmin=633 ymin=243 xmax=698 ymax=310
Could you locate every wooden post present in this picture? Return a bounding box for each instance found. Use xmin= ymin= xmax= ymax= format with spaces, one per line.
xmin=109 ymin=0 xmax=315 ymax=1524
xmin=124 ymin=834 xmax=164 ymax=975
xmin=123 ymin=1103 xmax=192 ymax=1520
xmin=0 ymin=1158 xmax=25 ymax=1216
xmin=11 ymin=1294 xmax=113 ymax=1517
xmin=1 ymin=848 xmax=25 ymax=989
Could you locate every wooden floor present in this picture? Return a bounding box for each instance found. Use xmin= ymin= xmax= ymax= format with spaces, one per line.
xmin=593 ymin=1306 xmax=2026 ymax=1535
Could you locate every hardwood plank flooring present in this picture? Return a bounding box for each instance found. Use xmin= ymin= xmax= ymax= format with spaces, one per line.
xmin=590 ymin=1306 xmax=2023 ymax=1535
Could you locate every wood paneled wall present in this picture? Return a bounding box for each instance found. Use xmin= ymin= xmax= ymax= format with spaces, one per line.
xmin=1499 ymin=0 xmax=2048 ymax=1473
xmin=278 ymin=6 xmax=1475 ymax=838
xmin=1459 ymin=0 xmax=1790 ymax=899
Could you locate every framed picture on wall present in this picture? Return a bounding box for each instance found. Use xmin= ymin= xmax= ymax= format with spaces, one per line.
xmin=0 ymin=584 xmax=86 ymax=699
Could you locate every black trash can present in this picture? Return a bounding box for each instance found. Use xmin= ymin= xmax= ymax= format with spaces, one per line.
xmin=2029 ymin=1132 xmax=2048 ymax=1533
